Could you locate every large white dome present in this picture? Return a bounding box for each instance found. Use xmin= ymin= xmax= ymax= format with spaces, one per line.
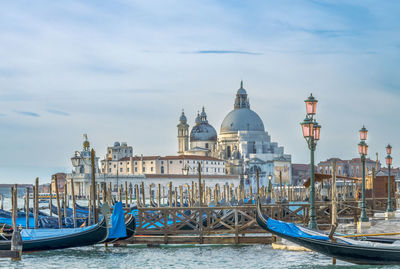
xmin=220 ymin=82 xmax=265 ymax=133
xmin=220 ymin=108 xmax=265 ymax=133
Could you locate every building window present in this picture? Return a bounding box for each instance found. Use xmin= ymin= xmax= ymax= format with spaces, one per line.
xmin=161 ymin=166 xmax=164 ymax=174
xmin=151 ymin=167 xmax=153 ymax=172
xmin=135 ymin=162 xmax=137 ymax=165
xmin=206 ymin=168 xmax=208 ymax=172
xmin=151 ymin=161 xmax=153 ymax=164
xmin=205 ymin=143 xmax=209 ymax=148
xmin=120 ymin=162 xmax=122 ymax=165
xmin=102 ymin=168 xmax=104 ymax=172
xmin=142 ymin=167 xmax=146 ymax=172
xmin=179 ymin=160 xmax=182 ymax=164
xmin=135 ymin=167 xmax=137 ymax=172
xmin=114 ymin=165 xmax=116 ymax=168
xmin=187 ymin=161 xmax=189 ymax=163
xmin=120 ymin=168 xmax=122 ymax=172
xmin=170 ymin=161 xmax=173 ymax=164
xmin=127 ymin=162 xmax=129 ymax=165
xmin=206 ymin=161 xmax=208 ymax=164
xmin=218 ymin=168 xmax=220 ymax=172
xmin=161 ymin=161 xmax=164 ymax=164
xmin=143 ymin=161 xmax=146 ymax=164
xmin=108 ymin=168 xmax=111 ymax=172
xmin=127 ymin=168 xmax=130 ymax=172
xmin=114 ymin=155 xmax=116 ymax=159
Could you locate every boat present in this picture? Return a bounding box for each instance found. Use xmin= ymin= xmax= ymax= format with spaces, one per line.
xmin=0 ymin=210 xmax=109 ymax=252
xmin=255 ymin=198 xmax=400 ymax=265
xmin=50 ymin=204 xmax=88 ymax=218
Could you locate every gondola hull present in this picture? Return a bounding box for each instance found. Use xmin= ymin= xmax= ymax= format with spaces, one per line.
xmin=255 ymin=200 xmax=400 ymax=265
xmin=0 ymin=217 xmax=108 ymax=252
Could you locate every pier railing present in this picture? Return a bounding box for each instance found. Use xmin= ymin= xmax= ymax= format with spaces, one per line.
xmin=135 ymin=198 xmax=394 ymax=236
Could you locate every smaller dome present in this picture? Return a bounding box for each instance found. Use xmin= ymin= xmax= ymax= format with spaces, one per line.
xmin=190 ymin=107 xmax=217 ymax=142
xmin=83 ymin=140 xmax=90 ymax=148
xmin=114 ymin=141 xmax=120 ymax=147
xmin=195 ymin=112 xmax=201 ymax=125
xmin=190 ymin=123 xmax=217 ymax=142
xmin=179 ymin=110 xmax=187 ymax=124
xmin=237 ymin=88 xmax=247 ymax=95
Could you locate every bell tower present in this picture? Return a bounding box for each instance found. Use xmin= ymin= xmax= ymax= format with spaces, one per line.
xmin=177 ymin=110 xmax=189 ymax=154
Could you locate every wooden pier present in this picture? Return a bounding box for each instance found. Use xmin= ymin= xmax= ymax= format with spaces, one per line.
xmin=116 ymin=197 xmax=394 ymax=246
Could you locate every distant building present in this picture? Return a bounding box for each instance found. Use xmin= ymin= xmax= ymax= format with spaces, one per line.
xmin=101 ymin=154 xmax=226 ymax=176
xmin=67 ymin=136 xmax=236 ymax=197
xmin=317 ymin=157 xmax=381 ymax=178
xmin=291 ymin=164 xmax=314 ymax=186
xmin=366 ymin=169 xmax=396 ymax=198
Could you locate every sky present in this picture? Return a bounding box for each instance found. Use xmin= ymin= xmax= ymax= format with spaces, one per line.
xmin=0 ymin=0 xmax=400 ymax=184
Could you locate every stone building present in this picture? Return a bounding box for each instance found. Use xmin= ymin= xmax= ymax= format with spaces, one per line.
xmin=67 ymin=137 xmax=232 ymax=197
xmin=317 ymin=157 xmax=380 ymax=177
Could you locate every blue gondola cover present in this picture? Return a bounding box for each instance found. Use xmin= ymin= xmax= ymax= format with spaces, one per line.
xmin=267 ymin=218 xmax=329 ymax=240
xmin=107 ymin=202 xmax=127 ymax=239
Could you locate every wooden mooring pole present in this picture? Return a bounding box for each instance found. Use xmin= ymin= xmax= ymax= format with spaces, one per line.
xmin=71 ymin=178 xmax=77 ymax=228
xmin=25 ymin=187 xmax=29 ymax=229
xmin=35 ymin=177 xmax=39 ymax=229
xmin=54 ymin=175 xmax=62 ymax=229
xmin=90 ymin=148 xmax=98 ymax=224
xmin=10 ymin=185 xmax=22 ymax=261
xmin=49 ymin=182 xmax=53 ymax=217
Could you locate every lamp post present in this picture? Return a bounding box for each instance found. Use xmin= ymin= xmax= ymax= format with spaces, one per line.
xmin=267 ymin=173 xmax=272 ymax=199
xmin=300 ymin=93 xmax=321 ymax=230
xmin=358 ymin=126 xmax=369 ymax=222
xmin=386 ymin=144 xmax=393 ymax=214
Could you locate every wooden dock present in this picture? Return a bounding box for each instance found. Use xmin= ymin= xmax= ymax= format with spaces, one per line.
xmin=114 ymin=197 xmax=394 ymax=246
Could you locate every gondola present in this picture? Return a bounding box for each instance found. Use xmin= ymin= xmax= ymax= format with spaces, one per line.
xmin=255 ymin=199 xmax=400 ymax=265
xmin=0 ymin=214 xmax=108 ymax=252
xmin=51 ymin=204 xmax=88 ymax=218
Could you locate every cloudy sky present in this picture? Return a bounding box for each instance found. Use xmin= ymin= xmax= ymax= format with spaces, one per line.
xmin=0 ymin=0 xmax=399 ymax=183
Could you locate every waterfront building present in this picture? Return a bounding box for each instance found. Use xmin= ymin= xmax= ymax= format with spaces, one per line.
xmin=67 ymin=137 xmax=235 ymax=197
xmin=291 ymin=164 xmax=315 ymax=186
xmin=177 ymin=81 xmax=292 ymax=189
xmin=317 ymin=157 xmax=381 ymax=177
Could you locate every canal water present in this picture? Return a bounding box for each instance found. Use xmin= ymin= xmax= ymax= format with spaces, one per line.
xmin=0 ymin=244 xmax=397 ymax=269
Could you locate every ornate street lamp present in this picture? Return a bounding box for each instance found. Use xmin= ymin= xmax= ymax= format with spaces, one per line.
xmin=386 ymin=145 xmax=393 ymax=213
xmin=358 ymin=128 xmax=369 ymax=222
xmin=267 ymin=173 xmax=272 ymax=197
xmin=300 ymin=93 xmax=321 ymax=229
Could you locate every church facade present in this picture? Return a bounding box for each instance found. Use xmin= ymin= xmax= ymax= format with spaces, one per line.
xmin=177 ymin=82 xmax=292 ymax=189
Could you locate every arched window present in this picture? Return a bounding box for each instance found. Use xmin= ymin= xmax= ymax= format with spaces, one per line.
xmin=227 ymin=146 xmax=231 ymax=158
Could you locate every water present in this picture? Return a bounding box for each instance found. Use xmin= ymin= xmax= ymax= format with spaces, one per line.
xmin=0 ymin=244 xmax=396 ymax=269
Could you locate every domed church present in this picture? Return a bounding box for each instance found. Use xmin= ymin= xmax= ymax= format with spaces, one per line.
xmin=178 ymin=107 xmax=217 ymax=156
xmin=177 ymin=82 xmax=292 ymax=187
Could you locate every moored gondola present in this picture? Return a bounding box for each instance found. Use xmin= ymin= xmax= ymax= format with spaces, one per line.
xmin=0 ymin=211 xmax=109 ymax=252
xmin=255 ymin=198 xmax=400 ymax=265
